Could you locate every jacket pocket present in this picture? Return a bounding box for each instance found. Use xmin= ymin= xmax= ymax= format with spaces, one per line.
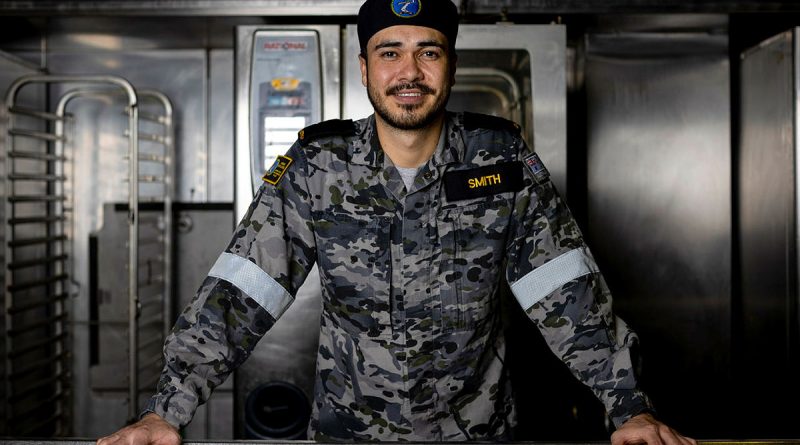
xmin=437 ymin=199 xmax=512 ymax=332
xmin=315 ymin=213 xmax=392 ymax=339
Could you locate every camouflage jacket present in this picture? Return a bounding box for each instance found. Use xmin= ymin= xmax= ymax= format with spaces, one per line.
xmin=144 ymin=111 xmax=653 ymax=440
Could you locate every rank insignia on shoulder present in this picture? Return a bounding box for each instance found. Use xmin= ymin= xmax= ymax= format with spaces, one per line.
xmin=262 ymin=155 xmax=293 ymax=185
xmin=463 ymin=112 xmax=521 ymax=135
xmin=298 ymin=119 xmax=356 ymax=147
xmin=523 ymin=152 xmax=549 ymax=183
xmin=443 ymin=161 xmax=525 ymax=202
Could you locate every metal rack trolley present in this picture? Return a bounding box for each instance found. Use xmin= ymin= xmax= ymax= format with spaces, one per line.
xmin=52 ymin=86 xmax=175 ymax=420
xmin=2 ymin=75 xmax=139 ymax=434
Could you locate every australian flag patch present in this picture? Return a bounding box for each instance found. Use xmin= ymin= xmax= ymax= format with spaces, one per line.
xmin=523 ymin=152 xmax=549 ymax=184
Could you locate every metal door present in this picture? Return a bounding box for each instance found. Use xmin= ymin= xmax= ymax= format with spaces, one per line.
xmin=584 ymin=31 xmax=731 ymax=435
xmin=738 ymin=29 xmax=800 ymax=437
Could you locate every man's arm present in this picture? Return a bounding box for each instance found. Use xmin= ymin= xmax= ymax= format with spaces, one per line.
xmin=97 ymin=143 xmax=317 ymax=443
xmin=504 ymin=141 xmax=695 ymax=444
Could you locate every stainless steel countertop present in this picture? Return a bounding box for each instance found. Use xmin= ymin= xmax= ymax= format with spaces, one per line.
xmin=3 ymin=441 xmax=800 ymax=445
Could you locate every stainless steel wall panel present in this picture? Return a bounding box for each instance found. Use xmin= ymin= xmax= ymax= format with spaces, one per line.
xmin=585 ymin=33 xmax=731 ymax=432
xmin=44 ymin=50 xmax=208 ymax=202
xmin=738 ymin=30 xmax=799 ymax=435
xmin=46 ymin=18 xmax=214 ymax=51
xmin=208 ymin=50 xmax=234 ymax=202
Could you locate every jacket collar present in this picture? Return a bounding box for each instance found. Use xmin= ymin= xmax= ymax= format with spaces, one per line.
xmin=349 ymin=111 xmax=465 ymax=168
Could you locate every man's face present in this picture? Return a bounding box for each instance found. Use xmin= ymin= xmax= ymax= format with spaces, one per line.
xmin=360 ymin=25 xmax=455 ymax=131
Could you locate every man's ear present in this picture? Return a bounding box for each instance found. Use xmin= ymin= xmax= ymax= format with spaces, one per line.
xmin=359 ymin=53 xmax=368 ymax=87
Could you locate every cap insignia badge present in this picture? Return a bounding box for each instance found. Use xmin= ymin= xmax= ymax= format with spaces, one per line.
xmin=392 ymin=0 xmax=421 ymax=18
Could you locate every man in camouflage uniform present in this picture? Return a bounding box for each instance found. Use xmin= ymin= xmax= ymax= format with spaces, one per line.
xmin=99 ymin=1 xmax=696 ymax=444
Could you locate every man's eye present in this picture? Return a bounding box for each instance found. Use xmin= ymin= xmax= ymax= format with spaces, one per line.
xmin=422 ymin=51 xmax=440 ymax=58
xmin=381 ymin=51 xmax=397 ymax=58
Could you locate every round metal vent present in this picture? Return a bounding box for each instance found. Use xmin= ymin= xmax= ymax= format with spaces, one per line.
xmin=244 ymin=381 xmax=311 ymax=439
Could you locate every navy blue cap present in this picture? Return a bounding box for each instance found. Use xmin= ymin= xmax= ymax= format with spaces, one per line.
xmin=357 ymin=0 xmax=459 ymax=53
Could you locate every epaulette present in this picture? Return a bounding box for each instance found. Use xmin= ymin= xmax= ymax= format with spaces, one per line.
xmin=298 ymin=119 xmax=356 ymax=146
xmin=463 ymin=112 xmax=521 ymax=135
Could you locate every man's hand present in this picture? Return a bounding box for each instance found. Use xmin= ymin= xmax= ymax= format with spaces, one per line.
xmin=96 ymin=413 xmax=181 ymax=445
xmin=611 ymin=413 xmax=697 ymax=445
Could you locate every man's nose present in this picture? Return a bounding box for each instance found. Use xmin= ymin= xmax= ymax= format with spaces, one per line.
xmin=397 ymin=55 xmax=422 ymax=82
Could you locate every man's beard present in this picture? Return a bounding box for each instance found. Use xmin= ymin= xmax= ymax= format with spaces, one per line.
xmin=367 ymin=81 xmax=450 ymax=131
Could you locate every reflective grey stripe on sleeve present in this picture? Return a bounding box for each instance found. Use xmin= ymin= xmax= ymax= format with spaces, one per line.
xmin=208 ymin=252 xmax=294 ymax=320
xmin=511 ymin=247 xmax=599 ymax=310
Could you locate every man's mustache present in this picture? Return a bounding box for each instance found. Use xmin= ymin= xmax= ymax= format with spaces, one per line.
xmin=386 ymin=83 xmax=435 ymax=95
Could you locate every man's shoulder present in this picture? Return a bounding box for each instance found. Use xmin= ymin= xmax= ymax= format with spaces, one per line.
xmin=460 ymin=111 xmax=521 ymax=136
xmin=298 ymin=118 xmax=359 ymax=147
xmin=452 ymin=112 xmax=525 ymax=164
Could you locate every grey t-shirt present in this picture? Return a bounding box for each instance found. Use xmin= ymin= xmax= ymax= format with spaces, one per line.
xmin=394 ymin=126 xmax=446 ymax=191
xmin=396 ymin=166 xmax=418 ymax=191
